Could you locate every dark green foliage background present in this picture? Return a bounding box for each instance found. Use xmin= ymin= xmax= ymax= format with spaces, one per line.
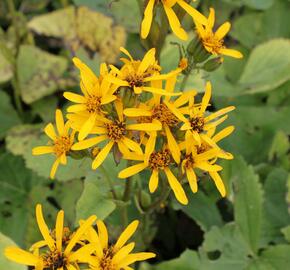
xmin=0 ymin=0 xmax=290 ymax=269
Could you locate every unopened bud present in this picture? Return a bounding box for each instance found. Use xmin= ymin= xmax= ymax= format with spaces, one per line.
xmin=203 ymin=57 xmax=223 ymax=72
xmin=187 ymin=36 xmax=210 ymax=63
xmin=179 ymin=57 xmax=188 ymax=70
xmin=140 ymin=190 xmax=151 ymax=208
xmin=69 ymin=149 xmax=88 ymax=160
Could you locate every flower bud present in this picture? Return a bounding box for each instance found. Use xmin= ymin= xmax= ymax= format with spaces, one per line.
xmin=203 ymin=57 xmax=223 ymax=72
xmin=140 ymin=190 xmax=152 ymax=208
xmin=187 ymin=36 xmax=210 ymax=63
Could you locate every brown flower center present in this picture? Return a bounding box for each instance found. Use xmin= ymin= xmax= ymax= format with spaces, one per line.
xmin=152 ymin=104 xmax=178 ymax=126
xmin=189 ymin=117 xmax=205 ymax=133
xmin=54 ymin=136 xmax=71 ymax=157
xmin=86 ymin=95 xmax=101 ymax=113
xmin=202 ymin=34 xmax=225 ymax=54
xmin=43 ymin=249 xmax=66 ymax=270
xmin=149 ymin=149 xmax=171 ymax=170
xmin=105 ymin=121 xmax=126 ymax=141
xmin=99 ymin=246 xmax=116 ymax=270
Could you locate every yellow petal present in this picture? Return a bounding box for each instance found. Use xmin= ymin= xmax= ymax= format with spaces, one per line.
xmin=164 ymin=125 xmax=180 ymax=164
xmin=219 ymin=48 xmax=243 ymax=59
xmin=72 ymin=135 xmax=107 ymax=150
xmin=64 ymin=215 xmax=97 ymax=254
xmin=163 ymin=4 xmax=188 ymax=40
xmin=149 ymin=169 xmax=159 ymax=193
xmin=97 ymin=220 xmax=108 ymax=250
xmin=138 ymin=48 xmax=156 ymax=74
xmin=115 ymin=220 xmax=139 ymax=249
xmin=123 ymin=108 xmax=152 ymax=117
xmin=209 ymin=171 xmax=226 ymax=197
xmin=115 ymin=98 xmax=124 ymax=122
xmin=143 ymin=86 xmax=181 ymax=96
xmin=55 ymin=210 xmax=64 ymax=251
xmin=164 ymin=168 xmax=188 ymax=205
xmin=163 ymin=100 xmax=187 ymax=122
xmin=205 ymin=106 xmax=235 ymax=122
xmin=186 ymin=168 xmax=198 ymax=193
xmin=92 ymin=141 xmax=114 ymax=169
xmin=55 ymin=109 xmax=65 ymax=135
xmin=50 ymin=158 xmax=60 ymax=179
xmin=44 ymin=123 xmax=57 ymax=140
xmin=69 ymin=243 xmax=96 ymax=262
xmin=196 ymin=162 xmax=222 ymax=172
xmin=36 ymin=204 xmax=55 ymax=249
xmin=32 ymin=146 xmax=54 ymax=155
xmin=101 ymin=94 xmax=116 ymax=105
xmin=122 ymin=137 xmax=142 ymax=154
xmin=118 ymin=163 xmax=147 ymax=179
xmin=63 ymin=92 xmax=86 ymax=103
xmin=5 ymin=247 xmax=39 ymax=266
xmin=208 ymin=7 xmax=215 ymax=28
xmin=78 ymin=114 xmax=97 ymax=140
xmin=120 ymin=47 xmax=134 ymax=61
xmin=141 ymin=0 xmax=155 ymax=39
xmin=67 ymin=104 xmax=87 ymax=113
xmin=119 ymin=252 xmax=156 ymax=267
xmin=201 ymin=82 xmax=212 ymax=113
xmin=127 ymin=122 xmax=162 ymax=131
xmin=176 ymin=0 xmax=207 ymax=25
xmin=212 ymin=126 xmax=235 ymax=142
xmin=215 ymin=22 xmax=231 ymax=40
xmin=113 ymin=242 xmax=135 ymax=264
xmin=105 ymin=75 xmax=129 ymax=87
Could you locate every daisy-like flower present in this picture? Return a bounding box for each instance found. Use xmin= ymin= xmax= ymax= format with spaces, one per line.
xmin=195 ymin=8 xmax=243 ymax=58
xmin=180 ymin=81 xmax=235 ymax=146
xmin=64 ymin=57 xmax=118 ymax=141
xmin=118 ymin=140 xmax=188 ymax=205
xmin=106 ymin=47 xmax=182 ymax=96
xmin=141 ymin=0 xmax=207 ymax=40
xmin=124 ymin=75 xmax=196 ymax=164
xmin=5 ymin=204 xmax=97 ymax=270
xmin=71 ymin=100 xmax=160 ymax=170
xmin=86 ymin=220 xmax=156 ymax=270
xmin=32 ymin=109 xmax=75 ymax=179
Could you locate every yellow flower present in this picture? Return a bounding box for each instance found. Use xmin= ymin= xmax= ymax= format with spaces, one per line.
xmin=32 ymin=109 xmax=75 ymax=179
xmin=180 ymin=82 xmax=235 ymax=146
xmin=118 ymin=139 xmax=188 ymax=205
xmin=5 ymin=204 xmax=97 ymax=270
xmin=71 ymin=100 xmax=158 ymax=170
xmin=124 ymin=75 xmax=196 ymax=164
xmin=64 ymin=57 xmax=118 ymax=140
xmin=141 ymin=0 xmax=207 ymax=40
xmin=196 ymin=8 xmax=243 ymax=58
xmin=86 ymin=220 xmax=156 ymax=270
xmin=180 ymin=126 xmax=234 ymax=196
xmin=106 ymin=47 xmax=182 ymax=96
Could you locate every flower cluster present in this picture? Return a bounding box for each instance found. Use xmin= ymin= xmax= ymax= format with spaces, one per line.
xmin=5 ymin=205 xmax=155 ymax=270
xmin=32 ymin=7 xmax=240 ymax=204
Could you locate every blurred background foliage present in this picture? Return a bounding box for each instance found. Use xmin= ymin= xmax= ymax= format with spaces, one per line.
xmin=0 ymin=0 xmax=290 ymax=269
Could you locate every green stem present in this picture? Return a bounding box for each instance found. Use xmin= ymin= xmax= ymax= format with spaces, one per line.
xmin=145 ymin=185 xmax=171 ymax=213
xmin=6 ymin=0 xmax=23 ymax=115
xmin=99 ymin=165 xmax=118 ymax=200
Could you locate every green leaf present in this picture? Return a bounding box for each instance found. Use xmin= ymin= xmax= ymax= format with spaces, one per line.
xmin=0 ymin=91 xmax=21 ymax=139
xmin=75 ymin=171 xmax=116 ymax=222
xmin=243 ymin=0 xmax=274 ymax=10
xmin=261 ymin=168 xmax=290 ymax=245
xmin=199 ymin=224 xmax=251 ymax=270
xmin=174 ymin=190 xmax=223 ymax=232
xmin=0 ymin=152 xmax=50 ymax=245
xmin=233 ymin=156 xmax=263 ymax=253
xmin=259 ymin=245 xmax=290 ymax=269
xmin=6 ymin=124 xmax=42 ymax=156
xmin=0 ymin=232 xmax=26 ymax=270
xmin=31 ymin=96 xmax=58 ymax=122
xmin=141 ymin=249 xmax=200 ymax=270
xmin=0 ymin=42 xmax=14 ymax=83
xmin=17 ymin=45 xmax=68 ymax=104
xmin=281 ymin=225 xmax=290 ymax=243
xmin=268 ymin=131 xmax=289 ymax=161
xmin=239 ymin=39 xmax=290 ymax=93
xmin=73 ymin=0 xmax=141 ymax=33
